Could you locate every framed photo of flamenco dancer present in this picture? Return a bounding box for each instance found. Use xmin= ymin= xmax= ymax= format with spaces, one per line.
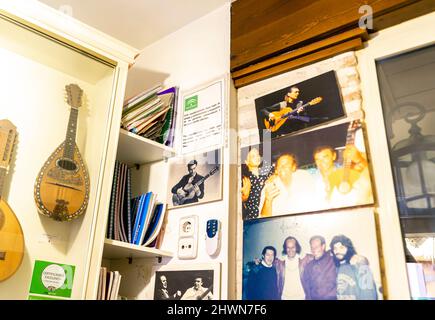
xmin=240 ymin=119 xmax=374 ymax=219
xmin=255 ymin=70 xmax=345 ymax=141
xmin=167 ymin=148 xmax=222 ymax=209
xmin=242 ymin=208 xmax=382 ymax=300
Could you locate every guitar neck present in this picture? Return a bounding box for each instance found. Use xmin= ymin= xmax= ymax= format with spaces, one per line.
xmin=342 ymin=129 xmax=357 ymax=179
xmin=194 ymin=174 xmax=210 ymax=188
xmin=63 ymin=107 xmax=79 ymax=160
xmin=0 ymin=167 xmax=6 ymax=199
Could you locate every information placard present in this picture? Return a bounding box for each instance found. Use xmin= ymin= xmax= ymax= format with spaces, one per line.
xmin=181 ymin=78 xmax=224 ymax=154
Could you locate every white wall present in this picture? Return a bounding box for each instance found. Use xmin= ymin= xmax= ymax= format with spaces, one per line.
xmin=113 ymin=3 xmax=233 ymax=299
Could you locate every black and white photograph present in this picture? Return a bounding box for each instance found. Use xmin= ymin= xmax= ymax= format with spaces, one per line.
xmin=151 ymin=263 xmax=220 ymax=300
xmin=255 ymin=70 xmax=346 ymax=141
xmin=167 ymin=148 xmax=222 ymax=209
xmin=240 ymin=119 xmax=374 ymax=219
xmin=242 ymin=208 xmax=382 ymax=300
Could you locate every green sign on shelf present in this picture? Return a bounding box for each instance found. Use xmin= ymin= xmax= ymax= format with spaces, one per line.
xmin=28 ymin=260 xmax=75 ymax=299
xmin=185 ymin=95 xmax=198 ymax=111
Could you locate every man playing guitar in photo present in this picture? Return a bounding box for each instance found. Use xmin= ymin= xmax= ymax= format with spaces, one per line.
xmin=262 ymin=86 xmax=323 ymax=134
xmin=262 ymin=86 xmax=305 ymax=121
xmin=171 ymin=160 xmax=204 ymax=205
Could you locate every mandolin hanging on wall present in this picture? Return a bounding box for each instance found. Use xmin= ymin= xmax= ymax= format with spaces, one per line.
xmin=34 ymin=84 xmax=90 ymax=222
xmin=0 ymin=119 xmax=24 ymax=281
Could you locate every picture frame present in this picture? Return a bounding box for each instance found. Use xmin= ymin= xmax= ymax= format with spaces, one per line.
xmin=151 ymin=263 xmax=221 ymax=300
xmin=240 ymin=119 xmax=374 ymax=220
xmin=254 ymin=70 xmax=346 ymax=141
xmin=167 ymin=147 xmax=223 ymax=209
xmin=242 ymin=208 xmax=382 ymax=300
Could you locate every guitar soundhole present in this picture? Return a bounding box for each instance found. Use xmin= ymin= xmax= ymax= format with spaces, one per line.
xmin=0 ymin=209 xmax=4 ymax=231
xmin=56 ymin=159 xmax=78 ymax=172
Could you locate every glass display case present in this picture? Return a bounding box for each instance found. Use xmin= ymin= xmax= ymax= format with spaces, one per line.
xmin=0 ymin=1 xmax=137 ymax=299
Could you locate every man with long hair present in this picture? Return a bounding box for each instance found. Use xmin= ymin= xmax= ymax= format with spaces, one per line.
xmin=275 ymin=236 xmax=313 ymax=300
xmin=330 ymin=235 xmax=378 ymax=300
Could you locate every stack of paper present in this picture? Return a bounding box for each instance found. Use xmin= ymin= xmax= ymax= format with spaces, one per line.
xmin=122 ymin=84 xmax=178 ymax=146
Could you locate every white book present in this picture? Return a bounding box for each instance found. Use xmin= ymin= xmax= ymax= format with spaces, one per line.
xmin=143 ymin=203 xmax=167 ymax=247
xmin=110 ymin=271 xmax=121 ymax=300
xmin=113 ymin=273 xmax=122 ymax=300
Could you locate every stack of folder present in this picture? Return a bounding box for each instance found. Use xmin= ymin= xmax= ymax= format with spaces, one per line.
xmin=121 ymin=84 xmax=178 ymax=147
xmin=106 ymin=160 xmax=168 ymax=248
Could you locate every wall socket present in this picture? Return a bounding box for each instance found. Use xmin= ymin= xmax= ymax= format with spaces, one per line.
xmin=178 ymin=215 xmax=198 ymax=259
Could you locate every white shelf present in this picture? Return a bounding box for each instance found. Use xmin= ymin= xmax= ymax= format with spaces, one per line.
xmin=116 ymin=128 xmax=176 ymax=166
xmin=103 ymin=239 xmax=173 ymax=260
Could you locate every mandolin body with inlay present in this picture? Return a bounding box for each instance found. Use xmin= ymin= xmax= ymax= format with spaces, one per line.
xmin=34 ymin=141 xmax=89 ymax=222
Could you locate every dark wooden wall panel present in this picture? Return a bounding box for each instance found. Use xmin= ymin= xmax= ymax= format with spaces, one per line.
xmin=231 ymin=0 xmax=429 ymax=71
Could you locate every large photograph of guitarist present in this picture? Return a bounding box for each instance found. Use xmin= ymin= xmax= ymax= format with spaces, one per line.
xmin=255 ymin=70 xmax=345 ymax=141
xmin=167 ymin=148 xmax=222 ymax=209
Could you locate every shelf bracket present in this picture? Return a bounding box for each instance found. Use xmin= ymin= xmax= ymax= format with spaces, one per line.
xmin=128 ymin=257 xmax=133 ymax=264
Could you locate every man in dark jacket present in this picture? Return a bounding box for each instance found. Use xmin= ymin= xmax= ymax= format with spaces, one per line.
xmin=171 ymin=160 xmax=204 ymax=205
xmin=246 ymin=246 xmax=279 ymax=300
xmin=302 ymin=235 xmax=337 ymax=300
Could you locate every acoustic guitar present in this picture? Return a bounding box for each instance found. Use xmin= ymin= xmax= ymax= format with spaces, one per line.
xmin=264 ymin=97 xmax=323 ymax=132
xmin=34 ymin=84 xmax=90 ymax=222
xmin=328 ymin=120 xmax=363 ymax=196
xmin=172 ymin=166 xmax=219 ymax=206
xmin=0 ymin=119 xmax=24 ymax=282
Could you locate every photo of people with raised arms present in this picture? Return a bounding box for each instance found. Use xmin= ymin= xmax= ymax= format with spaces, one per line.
xmin=242 ymin=208 xmax=382 ymax=300
xmin=241 ymin=119 xmax=374 ymax=219
xmin=241 ymin=145 xmax=275 ymax=220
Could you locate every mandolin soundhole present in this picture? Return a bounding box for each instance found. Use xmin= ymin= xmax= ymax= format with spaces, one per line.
xmin=56 ymin=159 xmax=78 ymax=172
xmin=0 ymin=208 xmax=4 ymax=230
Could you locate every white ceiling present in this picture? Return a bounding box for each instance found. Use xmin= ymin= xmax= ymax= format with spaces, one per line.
xmin=38 ymin=0 xmax=230 ymax=50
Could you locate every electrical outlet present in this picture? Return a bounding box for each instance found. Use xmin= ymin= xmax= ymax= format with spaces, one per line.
xmin=179 ymin=215 xmax=198 ymax=238
xmin=178 ymin=215 xmax=198 ymax=259
xmin=178 ymin=237 xmax=197 ymax=259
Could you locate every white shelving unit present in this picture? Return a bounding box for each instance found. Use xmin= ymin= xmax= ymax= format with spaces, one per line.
xmin=103 ymin=239 xmax=173 ymax=260
xmin=116 ymin=129 xmax=176 ymax=166
xmin=101 ymin=127 xmax=175 ymax=276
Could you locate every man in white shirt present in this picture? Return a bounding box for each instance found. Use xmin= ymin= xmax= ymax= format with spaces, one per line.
xmin=275 ymin=236 xmax=313 ymax=300
xmin=180 ymin=277 xmax=213 ymax=300
xmin=312 ymin=126 xmax=373 ymax=208
xmin=259 ymin=154 xmax=317 ymax=217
